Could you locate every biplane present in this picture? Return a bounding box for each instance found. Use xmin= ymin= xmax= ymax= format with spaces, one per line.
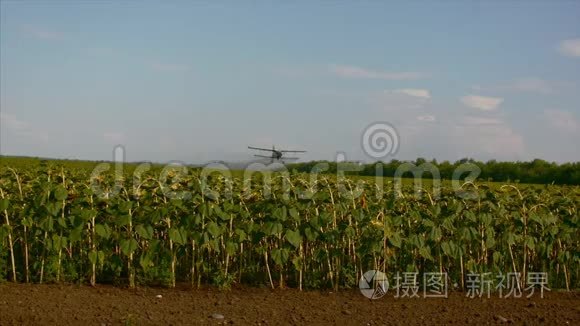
xmin=248 ymin=145 xmax=306 ymax=163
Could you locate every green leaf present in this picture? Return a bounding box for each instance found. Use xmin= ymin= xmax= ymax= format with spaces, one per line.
xmin=120 ymin=238 xmax=139 ymax=256
xmin=422 ymin=219 xmax=435 ymax=227
xmin=79 ymin=209 xmax=96 ymax=222
xmin=40 ymin=216 xmax=54 ymax=231
xmin=263 ymin=222 xmax=283 ymax=236
xmin=217 ymin=210 xmax=231 ymax=221
xmin=419 ymin=246 xmax=433 ymax=261
xmin=171 ymin=199 xmax=184 ymax=208
xmin=525 ymin=237 xmax=535 ymax=251
xmin=57 ymin=217 xmax=67 ymax=228
xmin=345 ymin=226 xmax=355 ymax=238
xmin=225 ymin=241 xmax=238 ymax=255
xmin=52 ymin=234 xmax=67 ymax=249
xmin=285 ymin=229 xmax=302 ymax=248
xmin=505 ymin=232 xmax=516 ymax=246
xmin=429 ymin=226 xmax=442 ymax=242
xmin=389 ymin=232 xmax=402 ymax=248
xmin=441 ymin=241 xmax=456 ymax=258
xmin=292 ymin=256 xmax=303 ymax=270
xmin=21 ymin=217 xmax=33 ymax=228
xmin=272 ymin=207 xmax=288 ymax=221
xmin=169 ymin=227 xmax=187 ymax=246
xmin=207 ymin=222 xmax=221 ymax=238
xmin=0 ymin=225 xmax=8 ymax=241
xmin=97 ymin=251 xmax=105 ymax=264
xmin=271 ymin=248 xmax=289 ymax=266
xmin=309 ymin=216 xmax=320 ymax=229
xmin=94 ymin=224 xmax=111 ymax=239
xmin=289 ymin=207 xmax=299 ymax=220
xmin=136 ymin=224 xmax=154 ymax=240
xmin=319 ymin=212 xmax=332 ymax=225
xmin=140 ymin=254 xmax=154 ymax=270
xmin=69 ymin=227 xmax=83 ymax=243
xmin=485 ymin=236 xmax=495 ymax=249
xmin=118 ymin=201 xmax=133 ymax=214
xmin=54 ymin=185 xmax=68 ymax=201
xmin=115 ymin=214 xmax=131 ymax=227
xmin=45 ymin=202 xmax=60 ymax=217
xmin=88 ymin=251 xmax=98 ymax=265
xmin=234 ymin=228 xmax=247 ymax=242
xmin=493 ymin=251 xmax=503 ymax=265
xmin=304 ymin=227 xmax=318 ymax=241
xmin=0 ymin=199 xmax=9 ymax=211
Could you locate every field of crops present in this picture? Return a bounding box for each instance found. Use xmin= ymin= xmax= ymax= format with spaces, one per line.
xmin=0 ymin=158 xmax=578 ymax=292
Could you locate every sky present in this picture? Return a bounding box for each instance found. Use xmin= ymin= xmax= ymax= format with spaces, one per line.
xmin=1 ymin=1 xmax=580 ymax=164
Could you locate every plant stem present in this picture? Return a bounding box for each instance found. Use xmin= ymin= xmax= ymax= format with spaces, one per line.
xmin=264 ymin=251 xmax=274 ymax=289
xmin=0 ymin=188 xmax=16 ymax=282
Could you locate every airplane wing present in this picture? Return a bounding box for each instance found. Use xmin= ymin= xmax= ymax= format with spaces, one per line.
xmin=280 ymin=150 xmax=306 ymax=153
xmin=254 ymin=154 xmax=273 ymax=158
xmin=248 ymin=146 xmax=275 ymax=152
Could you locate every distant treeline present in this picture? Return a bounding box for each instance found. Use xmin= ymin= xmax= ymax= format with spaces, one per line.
xmin=288 ymin=159 xmax=580 ymax=185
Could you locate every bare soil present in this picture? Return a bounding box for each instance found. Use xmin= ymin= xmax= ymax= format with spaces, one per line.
xmin=0 ymin=283 xmax=578 ymax=325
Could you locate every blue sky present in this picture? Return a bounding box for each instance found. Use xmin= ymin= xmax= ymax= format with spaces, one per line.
xmin=1 ymin=1 xmax=579 ymax=163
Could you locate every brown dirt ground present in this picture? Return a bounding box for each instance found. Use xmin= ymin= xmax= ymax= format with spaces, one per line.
xmin=0 ymin=283 xmax=578 ymax=325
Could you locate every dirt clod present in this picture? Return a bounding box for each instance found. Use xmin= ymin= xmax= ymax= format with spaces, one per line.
xmin=495 ymin=315 xmax=509 ymax=323
xmin=211 ymin=313 xmax=225 ymax=319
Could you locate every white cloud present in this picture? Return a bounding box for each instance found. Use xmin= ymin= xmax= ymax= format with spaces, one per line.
xmin=158 ymin=135 xmax=177 ymax=151
xmin=103 ymin=132 xmax=126 ymax=143
xmin=388 ymin=114 xmax=526 ymax=161
xmin=86 ymin=47 xmax=115 ymax=57
xmin=509 ymin=78 xmax=554 ymax=94
xmin=329 ymin=64 xmax=425 ymax=80
xmin=462 ymin=116 xmax=503 ymax=126
xmin=460 ymin=124 xmax=525 ymax=159
xmin=474 ymin=78 xmax=572 ymax=95
xmin=416 ymin=115 xmax=435 ymax=122
xmin=543 ymin=109 xmax=578 ymax=133
xmin=558 ymin=38 xmax=580 ymax=57
xmin=21 ymin=24 xmax=64 ymax=41
xmin=376 ymin=89 xmax=431 ymax=114
xmin=0 ymin=112 xmax=49 ymax=144
xmin=0 ymin=112 xmax=29 ymax=130
xmin=393 ymin=88 xmax=431 ymax=99
xmin=376 ymin=90 xmax=430 ymax=112
xmin=461 ymin=95 xmax=503 ymax=111
xmin=435 ymin=116 xmax=525 ymax=160
xmin=150 ymin=63 xmax=190 ymax=72
xmin=272 ymin=66 xmax=311 ymax=78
